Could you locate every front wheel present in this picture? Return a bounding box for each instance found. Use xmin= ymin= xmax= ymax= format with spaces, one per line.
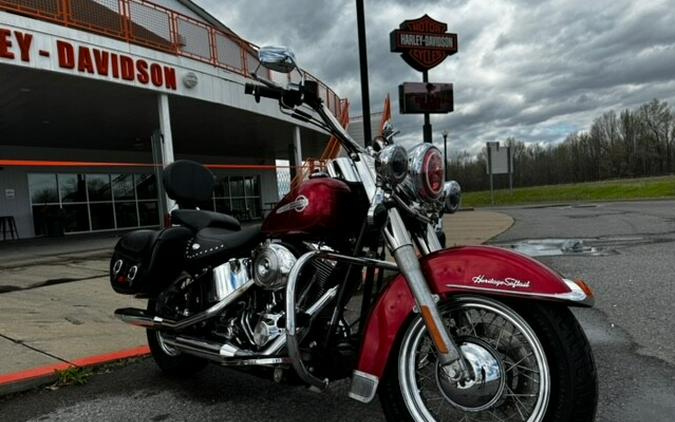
xmin=379 ymin=296 xmax=597 ymax=422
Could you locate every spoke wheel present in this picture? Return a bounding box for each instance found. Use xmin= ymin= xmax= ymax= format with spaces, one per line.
xmin=146 ymin=291 xmax=208 ymax=377
xmin=399 ymin=297 xmax=550 ymax=422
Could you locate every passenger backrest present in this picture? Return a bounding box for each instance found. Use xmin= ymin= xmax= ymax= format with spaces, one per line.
xmin=162 ymin=160 xmax=215 ymax=208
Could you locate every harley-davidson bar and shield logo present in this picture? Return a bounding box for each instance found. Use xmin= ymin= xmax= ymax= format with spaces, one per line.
xmin=390 ymin=15 xmax=458 ymax=72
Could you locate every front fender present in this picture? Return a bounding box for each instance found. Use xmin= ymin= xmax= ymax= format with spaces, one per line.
xmin=356 ymin=245 xmax=593 ymax=381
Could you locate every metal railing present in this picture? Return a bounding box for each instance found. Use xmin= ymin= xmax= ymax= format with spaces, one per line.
xmin=0 ymin=0 xmax=343 ymax=116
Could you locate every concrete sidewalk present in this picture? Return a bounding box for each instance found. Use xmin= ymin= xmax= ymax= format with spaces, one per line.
xmin=0 ymin=210 xmax=513 ymax=394
xmin=0 ymin=233 xmax=120 ymax=269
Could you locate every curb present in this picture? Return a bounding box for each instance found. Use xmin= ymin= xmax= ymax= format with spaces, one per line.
xmin=0 ymin=346 xmax=150 ymax=396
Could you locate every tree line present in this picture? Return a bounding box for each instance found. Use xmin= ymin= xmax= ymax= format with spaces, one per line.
xmin=447 ymin=99 xmax=675 ymax=192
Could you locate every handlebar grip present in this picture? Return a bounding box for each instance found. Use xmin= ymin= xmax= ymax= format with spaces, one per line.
xmin=244 ymin=83 xmax=283 ymax=103
xmin=244 ymin=83 xmax=257 ymax=95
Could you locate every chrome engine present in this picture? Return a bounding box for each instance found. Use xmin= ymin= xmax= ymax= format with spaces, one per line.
xmin=252 ymin=243 xmax=297 ymax=290
xmin=208 ymin=242 xmax=335 ymax=351
xmin=208 ymin=242 xmax=296 ymax=350
xmin=210 ymin=258 xmax=252 ymax=302
xmin=114 ymin=241 xmax=340 ymax=365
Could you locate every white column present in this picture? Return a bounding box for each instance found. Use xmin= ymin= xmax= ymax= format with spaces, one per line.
xmin=157 ymin=93 xmax=176 ymax=214
xmin=158 ymin=93 xmax=175 ymax=164
xmin=293 ymin=125 xmax=302 ymax=170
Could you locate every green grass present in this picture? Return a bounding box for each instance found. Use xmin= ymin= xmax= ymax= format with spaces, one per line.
xmin=53 ymin=366 xmax=92 ymax=386
xmin=462 ymin=175 xmax=675 ymax=207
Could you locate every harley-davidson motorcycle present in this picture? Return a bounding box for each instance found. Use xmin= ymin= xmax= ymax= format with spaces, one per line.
xmin=110 ymin=47 xmax=598 ymax=421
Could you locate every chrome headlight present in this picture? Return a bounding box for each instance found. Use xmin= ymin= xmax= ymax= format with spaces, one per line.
xmin=444 ymin=180 xmax=461 ymax=196
xmin=375 ymin=144 xmax=409 ymax=186
xmin=443 ymin=180 xmax=461 ymax=213
xmin=408 ymin=143 xmax=445 ymax=202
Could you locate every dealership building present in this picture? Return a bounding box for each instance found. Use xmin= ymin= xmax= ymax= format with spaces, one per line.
xmin=0 ymin=0 xmax=345 ymax=239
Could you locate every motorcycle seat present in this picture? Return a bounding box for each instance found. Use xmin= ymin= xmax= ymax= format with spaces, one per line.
xmin=171 ymin=209 xmax=241 ymax=232
xmin=185 ymin=224 xmax=262 ymax=266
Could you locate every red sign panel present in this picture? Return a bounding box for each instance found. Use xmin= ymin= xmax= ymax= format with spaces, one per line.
xmin=390 ymin=15 xmax=458 ymax=72
xmin=399 ymin=82 xmax=454 ymax=114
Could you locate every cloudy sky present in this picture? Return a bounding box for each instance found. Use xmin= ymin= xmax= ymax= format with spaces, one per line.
xmin=201 ymin=0 xmax=675 ymax=154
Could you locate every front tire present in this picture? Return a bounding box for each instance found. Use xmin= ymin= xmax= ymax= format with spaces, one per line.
xmin=379 ymin=296 xmax=597 ymax=422
xmin=146 ymin=300 xmax=208 ymax=377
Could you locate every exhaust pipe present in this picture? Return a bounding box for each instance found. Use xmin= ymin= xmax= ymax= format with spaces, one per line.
xmin=163 ymin=335 xmax=252 ymax=359
xmin=161 ymin=335 xmax=292 ymax=366
xmin=114 ymin=279 xmax=255 ymax=330
xmin=115 ymin=281 xmax=339 ymax=367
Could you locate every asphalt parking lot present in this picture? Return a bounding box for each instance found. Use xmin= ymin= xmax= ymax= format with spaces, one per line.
xmin=491 ymin=200 xmax=675 ymax=421
xmin=1 ymin=200 xmax=675 ymax=421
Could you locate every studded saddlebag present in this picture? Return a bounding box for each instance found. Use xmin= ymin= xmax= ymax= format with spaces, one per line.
xmin=110 ymin=227 xmax=192 ymax=295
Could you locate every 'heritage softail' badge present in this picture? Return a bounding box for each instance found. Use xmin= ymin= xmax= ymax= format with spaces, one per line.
xmin=471 ymin=275 xmax=531 ymax=289
xmin=276 ymin=195 xmax=309 ymax=214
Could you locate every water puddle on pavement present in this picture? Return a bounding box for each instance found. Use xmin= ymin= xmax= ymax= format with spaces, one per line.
xmin=496 ymin=234 xmax=671 ymax=257
xmin=495 ymin=238 xmax=612 ymax=257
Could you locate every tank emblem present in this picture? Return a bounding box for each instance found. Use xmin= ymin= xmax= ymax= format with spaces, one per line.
xmin=276 ymin=195 xmax=309 ymax=214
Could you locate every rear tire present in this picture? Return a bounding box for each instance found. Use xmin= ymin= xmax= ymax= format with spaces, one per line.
xmin=379 ymin=296 xmax=597 ymax=422
xmin=146 ymin=300 xmax=208 ymax=377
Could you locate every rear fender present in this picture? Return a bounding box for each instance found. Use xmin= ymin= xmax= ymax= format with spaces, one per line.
xmin=355 ymin=245 xmax=593 ymax=384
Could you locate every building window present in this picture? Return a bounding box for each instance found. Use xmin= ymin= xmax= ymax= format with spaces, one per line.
xmin=28 ymin=172 xmax=160 ymax=235
xmin=211 ymin=175 xmax=261 ymax=221
xmin=28 ymin=172 xmax=262 ymax=236
xmin=29 ymin=174 xmax=59 ymax=204
xmin=59 ymin=174 xmax=87 ymax=203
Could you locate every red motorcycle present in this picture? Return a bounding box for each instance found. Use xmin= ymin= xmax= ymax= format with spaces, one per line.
xmin=110 ymin=47 xmax=598 ymax=421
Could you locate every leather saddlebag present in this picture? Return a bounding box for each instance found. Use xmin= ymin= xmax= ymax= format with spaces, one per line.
xmin=110 ymin=227 xmax=192 ymax=295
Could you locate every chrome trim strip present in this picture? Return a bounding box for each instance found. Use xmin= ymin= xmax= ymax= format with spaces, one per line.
xmin=443 ymin=279 xmax=594 ymax=307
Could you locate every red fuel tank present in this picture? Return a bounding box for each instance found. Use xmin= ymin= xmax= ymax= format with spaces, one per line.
xmin=262 ymin=177 xmax=363 ymax=240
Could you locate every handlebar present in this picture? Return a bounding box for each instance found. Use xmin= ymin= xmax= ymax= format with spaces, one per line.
xmin=244 ymin=83 xmax=284 ymax=103
xmin=244 ymin=79 xmax=364 ymax=155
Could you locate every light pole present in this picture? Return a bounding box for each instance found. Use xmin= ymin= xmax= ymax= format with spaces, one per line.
xmin=442 ymin=129 xmax=449 ymax=181
xmin=355 ymin=0 xmax=372 ymax=147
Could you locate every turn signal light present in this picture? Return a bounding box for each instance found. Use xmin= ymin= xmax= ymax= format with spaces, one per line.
xmin=574 ymin=279 xmax=594 ymax=298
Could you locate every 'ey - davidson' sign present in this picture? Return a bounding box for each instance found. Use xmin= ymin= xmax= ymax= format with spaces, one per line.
xmin=390 ymin=15 xmax=457 ymax=72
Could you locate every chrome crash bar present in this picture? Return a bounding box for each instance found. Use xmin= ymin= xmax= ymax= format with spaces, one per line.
xmin=285 ymin=250 xmax=397 ymax=390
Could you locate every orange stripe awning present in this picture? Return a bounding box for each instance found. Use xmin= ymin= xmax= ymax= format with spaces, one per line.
xmin=0 ymin=160 xmax=298 ymax=170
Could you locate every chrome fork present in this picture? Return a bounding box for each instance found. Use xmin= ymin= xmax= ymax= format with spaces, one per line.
xmin=383 ymin=208 xmax=471 ymax=382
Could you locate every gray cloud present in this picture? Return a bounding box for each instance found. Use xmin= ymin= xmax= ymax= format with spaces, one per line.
xmin=199 ymin=0 xmax=675 ymax=154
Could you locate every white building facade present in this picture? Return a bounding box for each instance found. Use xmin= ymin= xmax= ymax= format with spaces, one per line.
xmin=0 ymin=0 xmax=343 ymax=238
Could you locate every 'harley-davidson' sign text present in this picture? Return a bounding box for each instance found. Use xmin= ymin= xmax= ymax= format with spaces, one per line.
xmin=0 ymin=27 xmax=177 ymax=90
xmin=390 ymin=15 xmax=458 ymax=72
